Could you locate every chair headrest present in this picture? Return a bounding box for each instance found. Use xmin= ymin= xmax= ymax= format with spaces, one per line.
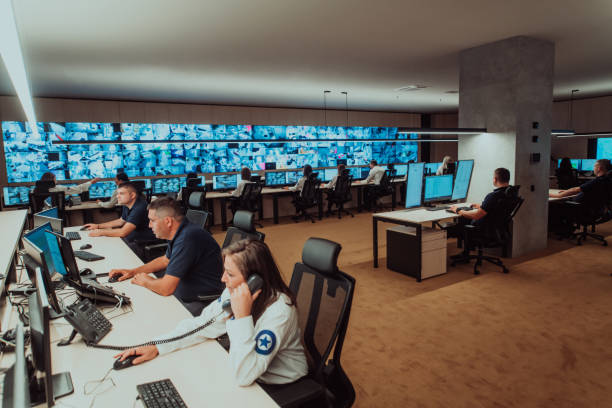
xmin=302 ymin=238 xmax=342 ymax=275
xmin=188 ymin=191 xmax=204 ymax=207
xmin=233 ymin=210 xmax=255 ymax=232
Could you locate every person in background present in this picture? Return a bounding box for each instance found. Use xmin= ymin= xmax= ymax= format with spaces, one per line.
xmin=362 ymin=160 xmax=386 ymax=210
xmin=232 ymin=167 xmax=253 ymax=197
xmin=84 ymin=181 xmax=155 ymax=243
xmin=362 ymin=160 xmax=385 ymax=185
xmin=114 ymin=239 xmax=308 ymax=387
xmin=177 ymin=172 xmax=200 ymax=202
xmin=555 ymin=157 xmax=578 ymax=190
xmin=97 ymin=172 xmax=129 ymax=208
xmin=286 ymin=165 xmax=312 ymax=193
xmin=35 ymin=172 xmax=100 ymax=195
xmin=326 ymin=163 xmax=346 ymax=191
xmin=436 ymin=156 xmax=454 ymax=175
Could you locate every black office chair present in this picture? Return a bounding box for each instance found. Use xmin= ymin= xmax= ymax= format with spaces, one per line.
xmin=293 ymin=174 xmax=321 ymax=223
xmin=565 ymin=177 xmax=612 ymax=246
xmin=326 ymin=170 xmax=354 ymax=219
xmin=451 ymin=186 xmax=524 ymax=275
xmin=185 ymin=190 xmax=209 ymax=230
xmin=260 ymin=237 xmax=356 ymax=408
xmin=366 ymin=170 xmax=393 ymax=212
xmin=28 ymin=190 xmax=66 ymax=228
xmin=229 ymin=182 xmax=264 ymax=228
xmin=195 ymin=211 xmax=266 ymax=314
xmin=181 ymin=186 xmax=207 ymax=212
xmin=556 ymin=168 xmax=579 ymax=190
xmin=133 ymin=180 xmax=153 ymax=203
xmin=221 ymin=210 xmax=265 ymax=249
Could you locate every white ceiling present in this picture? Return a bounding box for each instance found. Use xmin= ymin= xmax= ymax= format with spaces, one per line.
xmin=2 ymin=0 xmax=612 ymax=112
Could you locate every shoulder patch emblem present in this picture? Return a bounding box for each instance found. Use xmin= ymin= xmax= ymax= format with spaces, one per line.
xmin=255 ymin=330 xmax=277 ymax=355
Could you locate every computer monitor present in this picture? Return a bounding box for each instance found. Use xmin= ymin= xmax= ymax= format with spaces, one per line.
xmin=580 ymin=159 xmax=596 ymax=172
xmin=557 ymin=158 xmax=580 ymax=170
xmin=152 ymin=177 xmax=185 ymax=194
xmin=405 ymin=162 xmax=425 ymax=208
xmin=265 ymin=172 xmax=287 ymax=187
xmin=423 ymin=174 xmax=454 ymax=203
xmin=323 ymin=168 xmax=337 ymax=182
xmin=451 ymin=160 xmax=474 ymax=201
xmin=348 ymin=167 xmax=363 ymax=180
xmin=33 ymin=213 xmax=63 ymax=234
xmin=35 ymin=207 xmax=58 ymax=218
xmin=28 ymin=268 xmax=74 ymax=406
xmin=286 ymin=171 xmax=302 ymax=185
xmin=361 ymin=167 xmax=371 ymax=179
xmin=212 ymin=174 xmax=238 ymax=190
xmin=424 ymin=162 xmax=441 ymax=175
xmin=21 ymin=247 xmax=62 ymax=315
xmin=23 ymin=223 xmax=68 ymax=277
xmin=1 ymin=323 xmax=30 ymax=408
xmin=394 ymin=164 xmax=408 ymax=177
xmin=45 ymin=231 xmax=81 ymax=283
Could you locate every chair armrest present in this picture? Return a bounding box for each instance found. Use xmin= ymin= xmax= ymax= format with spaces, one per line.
xmin=196 ymin=292 xmax=222 ymax=302
xmin=144 ymin=242 xmax=169 ymax=252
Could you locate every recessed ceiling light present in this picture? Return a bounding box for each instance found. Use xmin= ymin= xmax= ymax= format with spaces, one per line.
xmin=395 ymin=85 xmax=428 ymax=92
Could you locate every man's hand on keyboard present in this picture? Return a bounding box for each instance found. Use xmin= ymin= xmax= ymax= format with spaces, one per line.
xmin=109 ymin=269 xmax=134 ymax=282
xmin=83 ymin=223 xmax=98 ymax=230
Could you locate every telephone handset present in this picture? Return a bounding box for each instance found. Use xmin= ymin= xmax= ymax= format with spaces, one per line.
xmin=84 ymin=274 xmax=264 ymax=351
xmin=222 ymin=274 xmax=264 ymax=313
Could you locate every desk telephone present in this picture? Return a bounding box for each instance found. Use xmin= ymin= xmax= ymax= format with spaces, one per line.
xmin=69 ymin=274 xmax=263 ymax=351
xmin=58 ymin=298 xmax=112 ymax=346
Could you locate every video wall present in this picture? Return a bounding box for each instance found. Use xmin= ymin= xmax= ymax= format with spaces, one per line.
xmin=2 ymin=121 xmax=418 ymax=184
xmin=596 ymin=137 xmax=612 ymax=160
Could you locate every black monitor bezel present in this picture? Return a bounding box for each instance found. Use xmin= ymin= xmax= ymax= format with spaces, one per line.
xmin=28 ymin=268 xmax=53 ymax=406
xmin=1 ymin=323 xmax=30 ymax=407
xmin=451 ymin=159 xmax=475 ymax=202
xmin=45 ymin=231 xmax=81 ymax=284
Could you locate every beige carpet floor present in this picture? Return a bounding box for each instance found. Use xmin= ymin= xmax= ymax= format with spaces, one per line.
xmin=211 ymin=212 xmax=612 ymax=408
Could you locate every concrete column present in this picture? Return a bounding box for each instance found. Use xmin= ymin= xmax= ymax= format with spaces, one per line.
xmin=458 ymin=36 xmax=554 ymax=257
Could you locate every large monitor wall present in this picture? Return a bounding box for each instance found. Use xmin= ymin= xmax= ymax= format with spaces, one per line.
xmin=2 ymin=121 xmax=418 ymax=184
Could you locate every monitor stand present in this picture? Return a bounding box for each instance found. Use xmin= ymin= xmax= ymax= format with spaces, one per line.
xmin=29 ymin=363 xmax=74 ymax=405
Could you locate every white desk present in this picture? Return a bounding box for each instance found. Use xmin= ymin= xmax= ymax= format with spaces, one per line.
xmin=548 ymin=188 xmax=578 ymax=202
xmin=372 ymin=208 xmax=456 ymax=278
xmin=0 ymin=210 xmax=28 ymax=293
xmin=5 ymin=227 xmax=278 ymax=407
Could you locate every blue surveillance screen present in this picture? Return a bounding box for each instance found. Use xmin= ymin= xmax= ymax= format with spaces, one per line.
xmin=424 ymin=174 xmax=454 ymax=202
xmin=286 ymin=171 xmax=301 ymax=185
xmin=213 ymin=174 xmax=238 ymax=190
xmin=265 ymin=172 xmax=287 ymax=187
xmin=451 ymin=160 xmax=474 ymax=201
xmin=405 ymin=162 xmax=425 ymax=208
xmin=580 ymin=159 xmax=596 ymax=171
xmin=35 ymin=207 xmax=58 ymax=218
xmin=323 ymin=169 xmax=337 ymax=182
xmin=348 ymin=167 xmax=363 ymax=180
xmin=394 ymin=164 xmax=408 ymax=177
xmin=361 ymin=168 xmax=371 ymax=179
xmin=557 ymin=159 xmax=580 ymax=169
xmin=153 ymin=177 xmax=186 ymax=194
xmin=3 ymin=186 xmax=31 ymax=206
xmin=424 ymin=162 xmax=441 ymax=175
xmin=23 ymin=223 xmax=67 ymax=277
xmin=88 ymin=181 xmax=116 ymax=199
xmin=596 ymin=137 xmax=612 ymax=159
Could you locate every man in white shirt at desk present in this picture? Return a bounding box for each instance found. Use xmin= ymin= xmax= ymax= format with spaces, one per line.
xmin=362 ymin=160 xmax=385 ymax=210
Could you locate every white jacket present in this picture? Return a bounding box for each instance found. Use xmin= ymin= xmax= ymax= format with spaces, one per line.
xmin=365 ymin=166 xmax=385 ymax=185
xmin=155 ymin=290 xmax=308 ymax=386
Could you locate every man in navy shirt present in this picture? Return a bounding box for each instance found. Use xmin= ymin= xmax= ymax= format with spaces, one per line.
xmin=108 ymin=197 xmax=224 ymax=306
xmin=450 ymin=167 xmax=511 ymax=225
xmin=85 ymin=182 xmax=155 ymax=242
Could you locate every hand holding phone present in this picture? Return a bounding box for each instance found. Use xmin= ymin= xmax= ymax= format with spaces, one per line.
xmin=223 ymin=274 xmax=263 ymax=318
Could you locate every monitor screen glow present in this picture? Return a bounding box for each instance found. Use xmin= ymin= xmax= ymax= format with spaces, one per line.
xmin=423 ymin=174 xmax=454 ymax=202
xmin=451 ymin=160 xmax=474 ymax=201
xmin=405 ymin=162 xmax=425 ymax=208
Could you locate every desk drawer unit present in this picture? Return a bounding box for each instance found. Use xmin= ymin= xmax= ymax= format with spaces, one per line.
xmin=387 ymin=225 xmax=447 ymax=280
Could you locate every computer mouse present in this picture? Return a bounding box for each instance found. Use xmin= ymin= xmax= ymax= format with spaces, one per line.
xmin=108 ymin=275 xmax=119 ymax=283
xmin=113 ymin=355 xmax=137 ymax=370
xmin=79 ymin=268 xmax=94 ymax=277
xmin=80 ymin=244 xmax=92 ymax=250
xmin=80 ymin=226 xmax=90 ymax=231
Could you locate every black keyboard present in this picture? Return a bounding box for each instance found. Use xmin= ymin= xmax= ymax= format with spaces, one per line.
xmin=73 ymin=250 xmax=105 ymax=261
xmin=426 ymin=205 xmax=450 ymax=211
xmin=446 ymin=206 xmax=472 ymax=214
xmin=137 ymin=379 xmax=188 ymax=408
xmin=65 ymin=231 xmax=81 ymax=240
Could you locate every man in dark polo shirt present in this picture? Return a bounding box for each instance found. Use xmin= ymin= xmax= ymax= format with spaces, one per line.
xmin=85 ymin=181 xmax=155 ymax=242
xmin=108 ymin=197 xmax=224 ymax=308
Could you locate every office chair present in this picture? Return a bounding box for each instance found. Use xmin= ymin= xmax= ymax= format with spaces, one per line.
xmin=451 ymin=186 xmax=524 ymax=275
xmin=185 ymin=191 xmax=210 ymax=230
xmin=326 ymin=170 xmax=354 ymax=219
xmin=367 ymin=170 xmax=393 ymax=212
xmin=260 ymin=237 xmax=356 ymax=408
xmin=292 ymin=174 xmax=321 ymax=223
xmin=564 ymin=178 xmax=612 ymax=246
xmin=133 ymin=180 xmax=153 ymax=203
xmin=229 ymin=182 xmax=264 ymax=228
xmin=28 ymin=190 xmax=66 ymax=228
xmin=180 ymin=186 xmax=207 ymax=212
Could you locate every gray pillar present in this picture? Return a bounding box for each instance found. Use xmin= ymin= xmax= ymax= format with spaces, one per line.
xmin=458 ymin=36 xmax=554 ymax=257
